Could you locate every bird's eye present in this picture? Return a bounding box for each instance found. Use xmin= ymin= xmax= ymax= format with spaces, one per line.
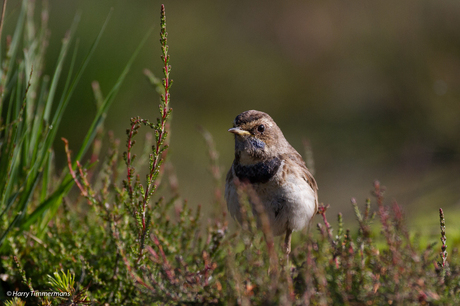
xmin=257 ymin=124 xmax=265 ymax=133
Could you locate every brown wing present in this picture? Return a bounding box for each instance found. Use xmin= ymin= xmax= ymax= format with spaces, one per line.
xmin=225 ymin=164 xmax=237 ymax=204
xmin=225 ymin=166 xmax=234 ymax=189
xmin=283 ymin=151 xmax=319 ymax=215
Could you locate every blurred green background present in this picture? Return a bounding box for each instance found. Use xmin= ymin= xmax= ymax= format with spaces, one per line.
xmin=4 ymin=0 xmax=460 ymax=230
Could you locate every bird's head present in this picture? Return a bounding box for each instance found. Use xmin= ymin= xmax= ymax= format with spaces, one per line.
xmin=229 ymin=110 xmax=288 ymax=165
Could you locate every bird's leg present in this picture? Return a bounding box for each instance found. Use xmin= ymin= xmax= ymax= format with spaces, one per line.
xmin=284 ymin=229 xmax=293 ymax=264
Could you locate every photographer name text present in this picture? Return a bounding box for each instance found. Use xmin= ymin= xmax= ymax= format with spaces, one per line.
xmin=6 ymin=291 xmax=70 ymax=298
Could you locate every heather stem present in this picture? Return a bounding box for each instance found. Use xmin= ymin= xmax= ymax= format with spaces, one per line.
xmin=141 ymin=3 xmax=172 ymax=218
xmin=439 ymin=208 xmax=448 ymax=268
xmin=134 ymin=4 xmax=172 ymax=265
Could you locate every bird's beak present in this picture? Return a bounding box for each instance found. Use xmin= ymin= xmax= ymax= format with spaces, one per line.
xmin=228 ymin=127 xmax=251 ymax=137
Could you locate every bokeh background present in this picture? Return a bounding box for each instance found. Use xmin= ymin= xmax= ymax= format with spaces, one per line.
xmin=5 ymin=0 xmax=460 ymax=230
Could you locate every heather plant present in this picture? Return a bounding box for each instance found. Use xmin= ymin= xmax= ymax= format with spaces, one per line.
xmin=1 ymin=2 xmax=460 ymax=306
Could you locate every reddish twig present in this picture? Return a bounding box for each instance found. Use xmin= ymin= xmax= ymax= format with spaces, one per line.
xmin=62 ymin=137 xmax=86 ymax=196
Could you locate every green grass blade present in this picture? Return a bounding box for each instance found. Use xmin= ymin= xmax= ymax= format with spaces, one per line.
xmin=19 ymin=176 xmax=73 ymax=230
xmin=26 ymin=27 xmax=154 ymax=235
xmin=0 ymin=130 xmax=27 ymax=218
xmin=0 ymin=0 xmax=26 ymax=113
xmin=37 ymin=10 xmax=112 ymax=172
xmin=40 ymin=149 xmax=53 ymax=203
xmin=0 ymin=170 xmax=41 ymax=246
xmin=29 ymin=75 xmax=50 ymax=162
xmin=75 ymin=26 xmax=154 ymax=162
xmin=18 ymin=10 xmax=114 ymax=232
xmin=43 ymin=13 xmax=80 ymax=123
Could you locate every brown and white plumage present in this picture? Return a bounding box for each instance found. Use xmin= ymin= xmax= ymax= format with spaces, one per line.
xmin=225 ymin=110 xmax=318 ymax=256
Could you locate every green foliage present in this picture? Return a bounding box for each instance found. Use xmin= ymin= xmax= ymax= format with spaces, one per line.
xmin=0 ymin=0 xmax=143 ymax=249
xmin=1 ymin=2 xmax=460 ymax=306
xmin=47 ymin=270 xmax=75 ymax=296
xmin=4 ymin=297 xmax=26 ymax=306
